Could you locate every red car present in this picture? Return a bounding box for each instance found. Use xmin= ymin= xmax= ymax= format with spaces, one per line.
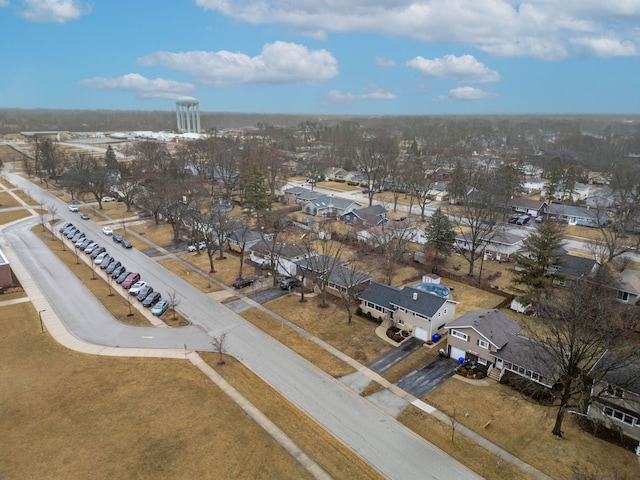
xmin=233 ymin=278 xmax=254 ymax=289
xmin=122 ymin=273 xmax=141 ymax=289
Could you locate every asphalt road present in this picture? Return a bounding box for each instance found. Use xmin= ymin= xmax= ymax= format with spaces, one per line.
xmin=3 ymin=172 xmax=482 ymax=480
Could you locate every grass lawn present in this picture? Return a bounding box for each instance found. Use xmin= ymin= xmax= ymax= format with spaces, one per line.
xmin=264 ymin=294 xmax=392 ymax=364
xmin=240 ymin=307 xmax=355 ymax=377
xmin=160 ymin=257 xmax=223 ymax=294
xmin=0 ymin=302 xmax=315 ymax=480
xmin=0 ymin=209 xmax=32 ymax=225
xmin=0 ymin=191 xmax=22 ymax=207
xmin=423 ymin=377 xmax=640 ymax=480
xmin=129 ymin=220 xmax=180 ymax=249
xmin=176 ymin=249 xmax=247 ymax=288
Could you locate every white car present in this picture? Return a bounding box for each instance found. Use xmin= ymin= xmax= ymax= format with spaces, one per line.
xmin=128 ymin=281 xmax=148 ymax=295
xmin=94 ymin=252 xmax=108 ymax=264
xmin=188 ymin=241 xmax=207 ymax=252
xmin=68 ymin=204 xmax=78 ymax=212
xmin=102 ymin=196 xmax=116 ymax=202
xmin=102 ymin=226 xmax=113 ymax=235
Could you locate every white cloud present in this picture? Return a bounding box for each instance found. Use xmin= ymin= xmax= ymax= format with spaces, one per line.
xmin=326 ymin=85 xmax=397 ymax=102
xmin=194 ymin=1 xmax=640 ymax=60
xmin=78 ymin=74 xmax=195 ymax=99
xmin=16 ymin=0 xmax=90 ymax=23
xmin=406 ymin=54 xmax=499 ymax=84
xmin=436 ymin=86 xmax=497 ymax=101
xmin=138 ymin=41 xmax=338 ymax=87
xmin=375 ymin=56 xmax=396 ymax=67
xmin=570 ymin=36 xmax=638 ymax=57
xmin=0 ymin=0 xmax=10 ymax=7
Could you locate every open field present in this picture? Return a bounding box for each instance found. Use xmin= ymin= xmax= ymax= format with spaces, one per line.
xmin=0 ymin=209 xmax=32 ymax=225
xmin=422 ymin=377 xmax=640 ymax=480
xmin=0 ymin=191 xmax=22 ymax=207
xmin=0 ymin=302 xmax=315 ymax=480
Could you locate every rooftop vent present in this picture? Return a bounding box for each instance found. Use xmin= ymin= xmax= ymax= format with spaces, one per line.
xmin=412 ymin=292 xmax=418 ymax=300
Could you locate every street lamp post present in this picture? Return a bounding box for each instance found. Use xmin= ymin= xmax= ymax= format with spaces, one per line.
xmin=38 ymin=309 xmax=46 ymax=334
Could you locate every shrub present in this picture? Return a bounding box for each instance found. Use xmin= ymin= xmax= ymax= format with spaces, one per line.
xmin=386 ymin=328 xmax=404 ymax=343
xmin=459 ymin=367 xmax=468 ymax=377
xmin=476 ymin=371 xmax=484 ymax=379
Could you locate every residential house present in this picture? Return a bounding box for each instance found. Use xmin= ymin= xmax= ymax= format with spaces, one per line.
xmin=343 ymin=205 xmax=388 ymax=226
xmin=359 ymin=282 xmax=457 ymax=341
xmin=615 ymin=269 xmax=640 ymax=306
xmin=447 ymin=309 xmax=558 ymax=387
xmin=426 ymin=182 xmax=450 ymax=202
xmin=294 ymin=255 xmax=371 ymax=297
xmin=455 ymin=231 xmax=525 ymax=262
xmin=324 ymin=167 xmax=348 ymax=182
xmin=302 ymin=195 xmax=361 ymax=217
xmin=523 ymin=178 xmax=545 ymax=193
xmin=248 ymin=240 xmax=311 ymax=278
xmin=549 ymin=254 xmax=599 ymax=286
xmin=283 ymin=186 xmax=319 ymax=205
xmin=509 ymin=198 xmax=548 ymax=217
xmin=226 ymin=223 xmax=266 ymax=253
xmin=0 ymin=246 xmax=14 ymax=289
xmin=547 ymin=203 xmax=605 ymax=228
xmin=542 ymin=182 xmax=591 ymax=202
xmin=587 ymin=352 xmax=640 ymax=442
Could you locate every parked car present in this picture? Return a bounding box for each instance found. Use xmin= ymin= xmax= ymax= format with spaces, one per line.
xmin=122 ymin=273 xmax=141 ymax=289
xmin=75 ymin=236 xmax=87 ymax=248
xmin=188 ymin=241 xmax=207 ymax=252
xmin=137 ymin=286 xmax=155 ymax=302
xmin=280 ymin=278 xmax=300 ymax=290
xmin=80 ymin=213 xmax=90 ymax=220
xmin=59 ymin=222 xmax=73 ymax=232
xmin=233 ymin=278 xmax=254 ymax=289
xmin=100 ymin=255 xmax=114 ymax=269
xmin=106 ymin=260 xmax=121 ymax=274
xmin=121 ymin=239 xmax=132 ymax=249
xmin=128 ymin=281 xmax=148 ymax=296
xmin=68 ymin=204 xmax=78 ymax=212
xmin=102 ymin=196 xmax=116 ymax=202
xmin=115 ymin=271 xmax=132 ymax=284
xmin=138 ymin=211 xmax=152 ymax=219
xmin=65 ymin=228 xmax=78 ymax=239
xmin=151 ymin=299 xmax=170 ymax=316
xmin=142 ymin=291 xmax=162 ymax=307
xmin=111 ymin=265 xmax=126 ymax=279
xmin=112 ymin=234 xmax=123 ymax=243
xmin=516 ymin=215 xmax=531 ymax=225
xmin=72 ymin=231 xmax=85 ymax=243
xmin=90 ymin=246 xmax=106 ymax=259
xmin=79 ymin=239 xmax=93 ymax=250
xmin=84 ymin=243 xmax=99 ymax=254
xmin=94 ymin=252 xmax=108 ymax=264
xmin=102 ymin=226 xmax=113 ymax=235
xmin=63 ymin=226 xmax=76 ymax=237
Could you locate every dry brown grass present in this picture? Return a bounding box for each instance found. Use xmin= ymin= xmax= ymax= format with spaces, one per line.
xmin=399 ymin=406 xmax=535 ymax=480
xmin=319 ymin=181 xmax=361 ymax=192
xmin=0 ymin=191 xmax=22 ymax=207
xmin=160 ymin=258 xmax=223 ymax=294
xmin=0 ymin=209 xmax=32 ymax=225
xmin=177 ymin=250 xmax=245 ymax=287
xmin=200 ymin=353 xmax=384 ymax=480
xmin=240 ymin=307 xmax=355 ymax=377
xmin=265 ymin=294 xmax=392 ymax=364
xmin=0 ymin=302 xmax=313 ymax=480
xmin=424 ymin=378 xmax=640 ymax=480
xmin=129 ymin=220 xmax=179 ymax=248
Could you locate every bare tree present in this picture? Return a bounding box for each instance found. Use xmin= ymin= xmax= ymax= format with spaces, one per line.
xmin=46 ymin=203 xmax=58 ymax=239
xmin=166 ymin=289 xmax=181 ymax=321
xmin=335 ymin=255 xmax=372 ymax=324
xmin=353 ymin=135 xmax=396 ymax=207
xmin=211 ymin=332 xmax=228 ymax=365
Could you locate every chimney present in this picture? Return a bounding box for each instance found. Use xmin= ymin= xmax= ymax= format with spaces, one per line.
xmin=412 ymin=292 xmax=418 ymax=301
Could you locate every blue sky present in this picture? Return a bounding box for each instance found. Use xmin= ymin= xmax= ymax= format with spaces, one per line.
xmin=1 ymin=0 xmax=639 ymax=115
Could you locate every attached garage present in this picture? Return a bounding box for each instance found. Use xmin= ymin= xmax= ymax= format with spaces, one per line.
xmin=449 ymin=346 xmax=466 ymax=362
xmin=414 ymin=327 xmax=429 ymax=341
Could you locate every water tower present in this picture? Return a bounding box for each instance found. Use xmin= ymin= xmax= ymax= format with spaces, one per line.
xmin=176 ymin=96 xmax=201 ymax=133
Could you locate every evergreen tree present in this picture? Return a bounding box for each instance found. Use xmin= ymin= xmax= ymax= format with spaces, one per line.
xmin=243 ymin=165 xmax=270 ymax=213
xmin=511 ymin=219 xmax=566 ymax=298
xmin=425 ymin=208 xmax=455 ymax=270
xmin=105 ymin=145 xmax=118 ymax=170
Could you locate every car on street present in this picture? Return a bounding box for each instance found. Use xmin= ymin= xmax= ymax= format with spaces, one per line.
xmin=94 ymin=252 xmax=108 ymax=264
xmin=100 ymin=255 xmax=114 ymax=269
xmin=128 ymin=281 xmax=148 ymax=296
xmin=151 ymin=299 xmax=170 ymax=316
xmin=121 ymin=239 xmax=132 ymax=249
xmin=106 ymin=260 xmax=121 ymax=274
xmin=90 ymin=246 xmax=106 ymax=259
xmin=102 ymin=196 xmax=116 ymax=202
xmin=112 ymin=234 xmax=123 ymax=243
xmin=68 ymin=204 xmax=78 ymax=212
xmin=80 ymin=213 xmax=90 ymax=220
xmin=102 ymin=226 xmax=113 ymax=235
xmin=142 ymin=291 xmax=161 ymax=307
xmin=233 ymin=278 xmax=254 ymax=289
xmin=111 ymin=265 xmax=126 ymax=279
xmin=280 ymin=278 xmax=300 ymax=290
xmin=115 ymin=271 xmax=132 ymax=284
xmin=136 ymin=285 xmax=154 ymax=301
xmin=122 ymin=272 xmax=141 ymax=289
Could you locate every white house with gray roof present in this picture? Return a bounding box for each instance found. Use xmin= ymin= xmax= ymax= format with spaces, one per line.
xmin=302 ymin=195 xmax=361 ymax=217
xmin=359 ymin=282 xmax=457 ymax=342
xmin=455 ymin=231 xmax=525 ymax=262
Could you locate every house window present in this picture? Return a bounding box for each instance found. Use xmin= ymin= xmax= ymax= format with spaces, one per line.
xmin=477 ymin=357 xmax=487 ymax=366
xmin=478 ymin=340 xmax=489 ymax=350
xmin=437 ymin=312 xmax=442 ymax=317
xmin=617 ymin=291 xmax=630 ymax=303
xmin=451 ymin=330 xmax=468 ymax=341
xmin=603 ymin=407 xmax=637 ymax=426
xmin=606 ymin=385 xmax=624 ymax=398
xmin=397 ymin=319 xmax=405 ymax=326
xmin=444 ymin=308 xmax=448 ymax=315
xmin=415 ymin=313 xmax=428 ymax=320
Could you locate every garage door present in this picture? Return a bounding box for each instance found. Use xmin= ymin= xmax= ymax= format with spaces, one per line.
xmin=449 ymin=346 xmax=466 ymax=362
xmin=414 ymin=327 xmax=428 ymax=341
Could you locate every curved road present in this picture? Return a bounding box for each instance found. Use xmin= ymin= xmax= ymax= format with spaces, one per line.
xmin=2 ymin=172 xmax=481 ymax=480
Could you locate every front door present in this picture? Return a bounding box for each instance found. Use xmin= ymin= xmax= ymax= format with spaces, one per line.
xmin=495 ymin=358 xmax=503 ymax=369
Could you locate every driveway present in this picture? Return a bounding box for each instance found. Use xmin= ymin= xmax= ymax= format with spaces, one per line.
xmin=367 ymin=338 xmax=423 ymax=374
xmin=395 ymin=357 xmax=458 ymax=398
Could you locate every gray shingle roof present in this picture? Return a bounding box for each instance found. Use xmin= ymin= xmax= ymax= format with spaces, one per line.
xmin=491 ymin=334 xmax=560 ymax=381
xmin=447 ymin=309 xmax=521 ymax=349
xmin=359 ymin=282 xmax=449 ymax=317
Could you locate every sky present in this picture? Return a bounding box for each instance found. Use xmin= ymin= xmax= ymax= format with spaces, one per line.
xmin=1 ymin=0 xmax=640 ymax=115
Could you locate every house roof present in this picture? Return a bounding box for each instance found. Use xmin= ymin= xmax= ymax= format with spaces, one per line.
xmin=593 ymin=351 xmax=640 ymax=396
xmin=456 ymin=231 xmax=524 ymax=246
xmin=554 ymin=254 xmax=598 ymax=278
xmin=326 ymin=264 xmax=372 ymax=289
xmin=359 ymin=282 xmax=450 ymax=318
xmin=249 ymin=240 xmax=308 ymax=259
xmin=547 ymin=204 xmax=601 ymax=222
xmin=617 ymin=269 xmax=640 ymax=295
xmin=284 ymin=186 xmax=318 ymax=201
xmin=509 ymin=198 xmax=547 ymax=210
xmin=295 ymin=255 xmax=347 ymax=274
xmin=305 ymin=195 xmax=360 ymax=210
xmin=491 ymin=334 xmax=559 ymax=381
xmin=348 ymin=205 xmax=388 ymax=225
xmin=447 ymin=309 xmax=521 ymax=349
